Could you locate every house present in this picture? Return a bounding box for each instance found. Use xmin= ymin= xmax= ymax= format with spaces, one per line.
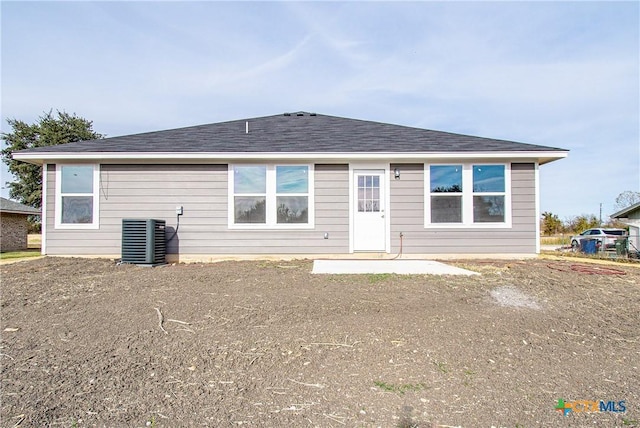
xmin=0 ymin=197 xmax=41 ymax=252
xmin=611 ymin=202 xmax=640 ymax=254
xmin=12 ymin=112 xmax=568 ymax=261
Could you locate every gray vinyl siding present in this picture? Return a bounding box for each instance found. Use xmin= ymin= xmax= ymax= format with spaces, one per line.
xmin=389 ymin=162 xmax=537 ymax=254
xmin=45 ymin=164 xmax=349 ymax=256
xmin=45 ymin=161 xmax=537 ymax=257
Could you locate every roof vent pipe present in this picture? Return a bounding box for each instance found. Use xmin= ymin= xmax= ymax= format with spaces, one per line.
xmin=245 ymin=121 xmax=249 ymax=134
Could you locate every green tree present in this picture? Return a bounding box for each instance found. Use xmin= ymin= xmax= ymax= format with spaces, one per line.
xmin=568 ymin=214 xmax=600 ymax=233
xmin=541 ymin=211 xmax=562 ymax=235
xmin=1 ymin=110 xmax=103 ymax=208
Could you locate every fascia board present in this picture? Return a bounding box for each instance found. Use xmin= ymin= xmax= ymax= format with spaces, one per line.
xmin=13 ymin=151 xmax=569 ymax=164
xmin=610 ymin=202 xmax=640 ymax=219
xmin=0 ymin=209 xmax=41 ymax=215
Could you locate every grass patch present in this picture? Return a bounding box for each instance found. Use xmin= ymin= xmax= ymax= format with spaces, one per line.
xmin=368 ymin=273 xmax=392 ymax=283
xmin=433 ymin=361 xmax=448 ymax=373
xmin=463 ymin=369 xmax=477 ymax=386
xmin=0 ymin=249 xmax=41 ymax=260
xmin=373 ymin=381 xmax=427 ymax=395
xmin=540 ymin=235 xmax=570 ymax=246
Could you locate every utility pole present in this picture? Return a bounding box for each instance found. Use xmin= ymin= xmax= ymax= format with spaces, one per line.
xmin=599 ymin=203 xmax=602 ymax=226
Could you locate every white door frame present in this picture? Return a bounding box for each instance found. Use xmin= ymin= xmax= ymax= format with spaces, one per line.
xmin=349 ymin=163 xmax=391 ymax=253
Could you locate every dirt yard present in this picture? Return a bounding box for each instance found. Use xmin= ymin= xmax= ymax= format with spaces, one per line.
xmin=1 ymin=257 xmax=638 ymax=427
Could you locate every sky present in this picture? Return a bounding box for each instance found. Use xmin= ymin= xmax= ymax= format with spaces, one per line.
xmin=1 ymin=1 xmax=638 ymax=221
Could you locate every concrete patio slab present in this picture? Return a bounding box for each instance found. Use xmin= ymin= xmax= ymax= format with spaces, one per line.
xmin=312 ymin=259 xmax=479 ymax=275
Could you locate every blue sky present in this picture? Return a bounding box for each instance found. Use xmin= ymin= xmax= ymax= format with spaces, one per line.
xmin=1 ymin=1 xmax=638 ymax=221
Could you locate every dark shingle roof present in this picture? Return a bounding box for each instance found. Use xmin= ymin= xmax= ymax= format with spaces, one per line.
xmin=0 ymin=197 xmax=41 ymax=215
xmin=15 ymin=112 xmax=565 ymax=154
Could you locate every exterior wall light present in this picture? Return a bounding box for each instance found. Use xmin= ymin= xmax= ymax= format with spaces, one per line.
xmin=394 ymin=168 xmax=400 ymax=179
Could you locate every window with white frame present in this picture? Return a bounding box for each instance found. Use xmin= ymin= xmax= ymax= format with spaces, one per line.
xmin=230 ymin=164 xmax=313 ymax=228
xmin=425 ymin=163 xmax=510 ymax=227
xmin=55 ymin=164 xmax=100 ymax=229
xmin=429 ymin=165 xmax=463 ymax=223
xmin=233 ymin=165 xmax=267 ymax=224
xmin=472 ymin=165 xmax=506 ymax=223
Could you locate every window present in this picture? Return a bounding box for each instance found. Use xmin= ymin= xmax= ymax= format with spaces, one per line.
xmin=233 ymin=166 xmax=266 ymax=223
xmin=357 ymin=175 xmax=380 ymax=212
xmin=276 ymin=166 xmax=309 ymax=223
xmin=429 ymin=165 xmax=462 ymax=223
xmin=473 ymin=165 xmax=505 ymax=223
xmin=55 ymin=164 xmax=100 ymax=229
xmin=425 ymin=163 xmax=510 ymax=227
xmin=229 ymin=164 xmax=313 ymax=228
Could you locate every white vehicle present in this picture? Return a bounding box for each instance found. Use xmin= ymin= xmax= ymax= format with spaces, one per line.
xmin=570 ymin=228 xmax=627 ymax=251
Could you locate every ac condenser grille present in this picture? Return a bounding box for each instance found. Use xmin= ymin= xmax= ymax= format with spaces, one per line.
xmin=121 ymin=219 xmax=166 ymax=265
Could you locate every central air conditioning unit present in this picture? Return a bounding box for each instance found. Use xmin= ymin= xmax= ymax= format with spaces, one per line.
xmin=121 ymin=219 xmax=166 ymax=266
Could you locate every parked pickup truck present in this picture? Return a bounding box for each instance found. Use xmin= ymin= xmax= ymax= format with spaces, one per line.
xmin=570 ymin=228 xmax=627 ymax=251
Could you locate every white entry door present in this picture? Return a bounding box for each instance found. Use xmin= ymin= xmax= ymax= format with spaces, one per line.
xmin=353 ymin=170 xmax=386 ymax=251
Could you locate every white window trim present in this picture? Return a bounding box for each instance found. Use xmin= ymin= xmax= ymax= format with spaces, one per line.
xmin=55 ymin=164 xmax=100 ymax=230
xmin=41 ymin=163 xmax=47 ymax=254
xmin=424 ymin=163 xmax=512 ymax=229
xmin=228 ymin=164 xmax=315 ymax=229
xmin=534 ymin=162 xmax=540 ymax=253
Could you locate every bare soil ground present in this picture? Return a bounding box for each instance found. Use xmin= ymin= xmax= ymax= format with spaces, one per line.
xmin=1 ymin=257 xmax=639 ymax=427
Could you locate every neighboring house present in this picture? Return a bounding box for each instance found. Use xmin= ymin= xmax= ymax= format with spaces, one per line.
xmin=611 ymin=202 xmax=640 ymax=253
xmin=12 ymin=112 xmax=568 ymax=261
xmin=0 ymin=197 xmax=41 ymax=252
